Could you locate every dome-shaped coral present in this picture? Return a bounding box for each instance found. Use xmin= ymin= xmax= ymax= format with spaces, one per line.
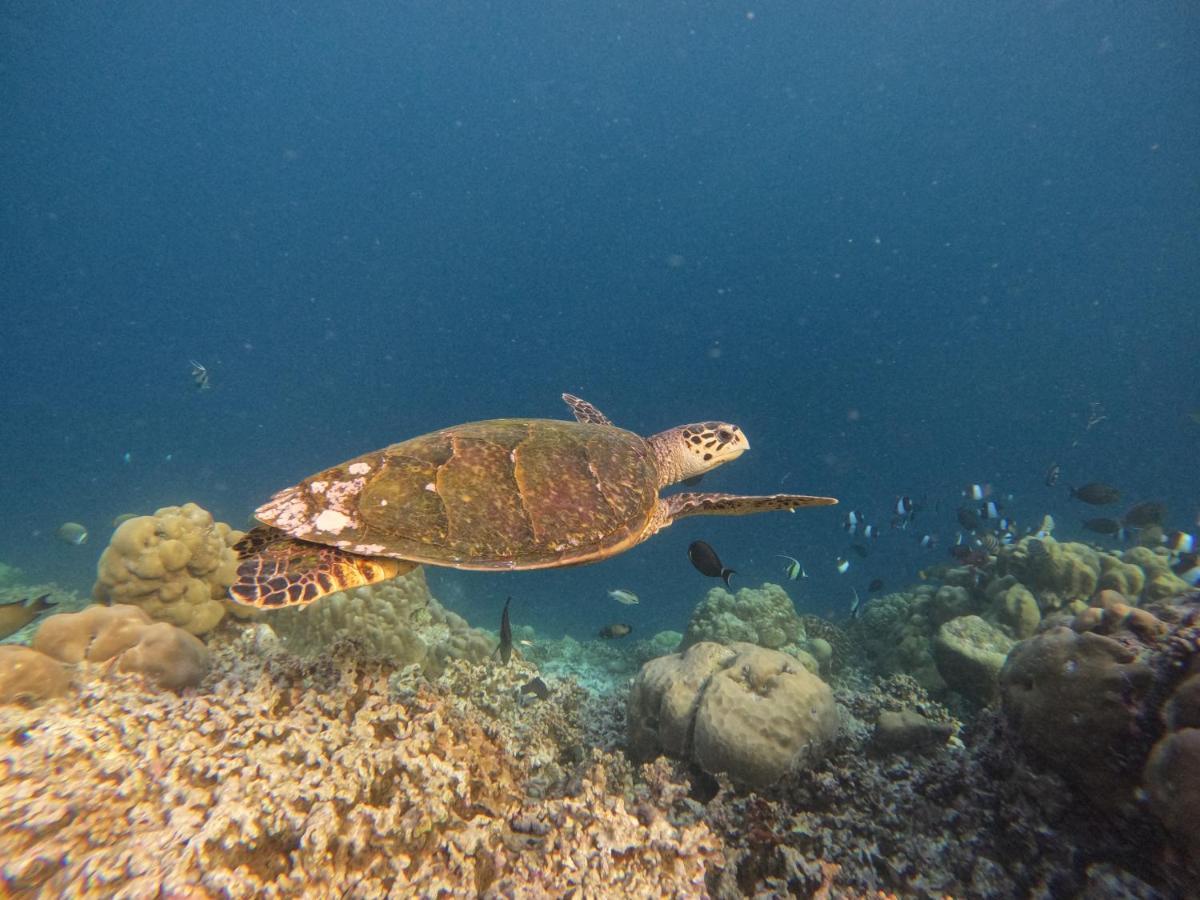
xmin=92 ymin=503 xmax=245 ymax=635
xmin=681 ymin=582 xmax=807 ymax=656
xmin=998 ymin=537 xmax=1099 ymax=609
xmin=628 ymin=641 xmax=838 ymax=788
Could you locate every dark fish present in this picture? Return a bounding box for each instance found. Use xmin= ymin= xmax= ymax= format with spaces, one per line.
xmin=598 ymin=623 xmax=633 ymax=639
xmin=861 ymin=524 xmax=879 ymax=540
xmin=493 ymin=596 xmax=513 ymax=665
xmin=688 ymin=540 xmax=734 ymax=586
xmin=849 ymin=588 xmax=862 ymax=619
xmin=895 ymin=496 xmax=915 ymax=516
xmin=520 ymin=676 xmax=550 ymax=700
xmin=868 ymin=578 xmax=884 ymax=592
xmin=1122 ymin=501 xmax=1166 ymax=528
xmin=956 ymin=506 xmax=981 ymax=532
xmin=1070 ymin=483 xmax=1121 ymax=506
xmin=843 ymin=510 xmax=865 ymax=534
xmin=919 ymin=533 xmax=937 ymax=549
xmin=1083 ymin=517 xmax=1123 ymax=536
xmin=1044 ymin=462 xmax=1061 ymax=487
xmin=850 ymin=543 xmax=870 ymax=558
xmin=0 ymin=594 xmax=57 ymax=640
xmin=977 ymin=532 xmax=1000 ymax=554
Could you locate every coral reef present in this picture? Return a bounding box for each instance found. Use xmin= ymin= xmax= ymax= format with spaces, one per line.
xmin=269 ymin=570 xmax=493 ymax=675
xmin=92 ymin=503 xmax=249 ymax=635
xmin=28 ymin=603 xmax=210 ymax=691
xmin=700 ymin=673 xmax=1167 ymax=897
xmin=628 ymin=641 xmax=838 ymax=788
xmin=0 ymin=645 xmax=70 ymax=705
xmin=682 ymin=583 xmax=820 ymax=666
xmin=931 ymin=615 xmax=1015 ymax=704
xmin=997 ymin=536 xmax=1100 ymax=610
xmin=999 ymin=592 xmax=1200 ymax=881
xmin=0 ymin=635 xmax=718 ymax=897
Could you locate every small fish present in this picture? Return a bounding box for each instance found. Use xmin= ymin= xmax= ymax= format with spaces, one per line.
xmin=977 ymin=532 xmax=1000 ymax=554
xmin=0 ymin=594 xmax=57 ymax=640
xmin=849 ymin=588 xmax=863 ymax=619
xmin=861 ymin=524 xmax=879 ymax=540
xmin=850 ymin=543 xmax=869 ymax=558
xmin=122 ymin=451 xmax=132 ymax=464
xmin=956 ymin=506 xmax=980 ymax=532
xmin=608 ymin=589 xmax=640 ymax=606
xmin=1172 ymin=553 xmax=1200 ymax=585
xmin=843 ymin=510 xmax=865 ymax=534
xmin=919 ymin=533 xmax=937 ymax=549
xmin=1070 ymin=482 xmax=1121 ymax=506
xmin=520 ymin=676 xmax=551 ymax=700
xmin=868 ymin=578 xmax=884 ymax=592
xmin=777 ymin=555 xmax=808 ymax=580
xmin=835 ymin=557 xmax=850 ymax=574
xmin=1083 ymin=517 xmax=1123 ymax=536
xmin=493 ymin=596 xmax=513 ymax=665
xmin=1122 ymin=501 xmax=1166 ymax=528
xmin=1044 ymin=462 xmax=1061 ymax=487
xmin=962 ymin=483 xmax=991 ymax=501
xmin=598 ymin=623 xmax=633 ymax=639
xmin=517 ymin=639 xmax=535 ymax=648
xmin=1164 ymin=531 xmax=1196 ymax=554
xmin=56 ymin=522 xmax=88 ymax=545
xmin=688 ymin=540 xmax=734 ymax=587
xmin=189 ymin=359 xmax=210 ymax=390
xmin=895 ymin=496 xmax=915 ymax=517
xmin=979 ymin=500 xmax=1003 ymax=520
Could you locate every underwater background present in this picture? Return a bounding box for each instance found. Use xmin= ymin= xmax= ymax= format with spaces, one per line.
xmin=2 ymin=1 xmax=1197 ymax=642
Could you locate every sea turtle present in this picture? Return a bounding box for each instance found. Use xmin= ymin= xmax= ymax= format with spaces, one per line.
xmin=229 ymin=394 xmax=837 ymax=609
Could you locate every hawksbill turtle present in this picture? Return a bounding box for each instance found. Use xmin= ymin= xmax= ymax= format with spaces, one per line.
xmin=229 ymin=394 xmax=837 ymax=609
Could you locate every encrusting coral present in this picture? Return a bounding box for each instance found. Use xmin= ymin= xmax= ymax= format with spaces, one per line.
xmin=0 ymin=634 xmax=718 ymax=898
xmin=92 ymin=502 xmax=250 ymax=635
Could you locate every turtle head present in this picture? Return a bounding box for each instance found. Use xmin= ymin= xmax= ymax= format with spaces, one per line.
xmin=649 ymin=421 xmax=749 ymax=487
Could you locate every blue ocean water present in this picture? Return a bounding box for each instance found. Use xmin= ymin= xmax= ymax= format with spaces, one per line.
xmin=1 ymin=2 xmax=1196 ymax=641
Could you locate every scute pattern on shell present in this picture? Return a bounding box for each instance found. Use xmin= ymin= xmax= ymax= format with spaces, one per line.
xmin=257 ymin=419 xmax=660 ymax=569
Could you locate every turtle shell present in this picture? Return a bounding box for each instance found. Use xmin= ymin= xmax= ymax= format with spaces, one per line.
xmin=255 ymin=418 xmax=660 ymax=570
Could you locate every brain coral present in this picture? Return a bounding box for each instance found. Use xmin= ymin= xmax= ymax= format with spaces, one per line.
xmin=682 ymin=582 xmax=808 ymax=655
xmin=628 ymin=641 xmax=838 ymax=789
xmin=268 ymin=570 xmax=493 ymax=674
xmin=92 ymin=503 xmax=247 ymax=635
xmin=0 ymin=636 xmax=718 ymax=897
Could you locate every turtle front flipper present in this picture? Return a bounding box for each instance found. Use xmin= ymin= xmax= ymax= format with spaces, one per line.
xmin=229 ymin=525 xmax=414 ymax=609
xmin=561 ymin=393 xmax=613 ymax=426
xmin=662 ymin=491 xmax=838 ymax=526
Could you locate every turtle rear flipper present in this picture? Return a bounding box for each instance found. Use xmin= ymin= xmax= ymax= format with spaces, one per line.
xmin=229 ymin=525 xmax=413 ymax=609
xmin=663 ymin=491 xmax=837 ymax=524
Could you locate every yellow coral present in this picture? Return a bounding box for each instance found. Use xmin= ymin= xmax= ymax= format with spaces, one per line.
xmin=0 ymin=645 xmax=69 ymax=705
xmin=92 ymin=503 xmax=245 ymax=635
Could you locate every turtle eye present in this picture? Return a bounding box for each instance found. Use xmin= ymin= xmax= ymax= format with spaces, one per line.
xmin=718 ymin=429 xmax=732 ymax=442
